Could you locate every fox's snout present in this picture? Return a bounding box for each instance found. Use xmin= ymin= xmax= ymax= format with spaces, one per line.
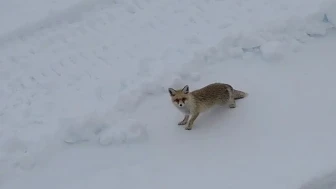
xmin=173 ymin=97 xmax=187 ymax=107
xmin=177 ymin=101 xmax=184 ymax=107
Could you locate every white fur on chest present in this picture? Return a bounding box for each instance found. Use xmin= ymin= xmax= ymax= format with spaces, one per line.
xmin=175 ymin=104 xmax=191 ymax=115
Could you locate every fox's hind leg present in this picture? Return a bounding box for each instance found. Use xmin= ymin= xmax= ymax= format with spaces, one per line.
xmin=228 ymin=97 xmax=236 ymax=108
xmin=178 ymin=115 xmax=189 ymax=125
xmin=227 ymin=88 xmax=236 ymax=108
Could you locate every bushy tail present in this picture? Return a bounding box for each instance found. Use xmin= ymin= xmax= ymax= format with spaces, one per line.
xmin=233 ymin=89 xmax=248 ymax=99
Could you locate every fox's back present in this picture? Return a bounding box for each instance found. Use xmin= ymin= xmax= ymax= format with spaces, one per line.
xmin=190 ymin=83 xmax=232 ymax=108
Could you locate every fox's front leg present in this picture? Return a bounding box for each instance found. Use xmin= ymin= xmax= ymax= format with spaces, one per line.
xmin=185 ymin=112 xmax=199 ymax=130
xmin=178 ymin=115 xmax=189 ymax=125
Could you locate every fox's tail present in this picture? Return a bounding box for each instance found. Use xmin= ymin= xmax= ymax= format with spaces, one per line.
xmin=233 ymin=89 xmax=248 ymax=99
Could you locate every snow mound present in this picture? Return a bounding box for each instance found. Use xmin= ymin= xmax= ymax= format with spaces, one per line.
xmin=62 ymin=113 xmax=148 ymax=145
xmin=260 ymin=41 xmax=288 ymax=61
xmin=114 ymin=79 xmax=166 ymax=112
xmin=99 ymin=118 xmax=148 ymax=146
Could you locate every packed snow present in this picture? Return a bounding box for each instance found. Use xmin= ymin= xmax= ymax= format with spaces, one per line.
xmin=1 ymin=0 xmax=336 ymax=188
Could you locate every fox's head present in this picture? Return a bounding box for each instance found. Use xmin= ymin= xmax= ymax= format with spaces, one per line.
xmin=168 ymin=85 xmax=189 ymax=108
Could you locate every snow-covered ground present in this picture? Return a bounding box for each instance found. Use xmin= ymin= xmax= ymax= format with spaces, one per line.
xmin=1 ymin=0 xmax=336 ymax=188
xmin=300 ymin=169 xmax=336 ymax=189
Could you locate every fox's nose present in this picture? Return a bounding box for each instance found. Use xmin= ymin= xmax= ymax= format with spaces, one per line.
xmin=179 ymin=104 xmax=183 ymax=107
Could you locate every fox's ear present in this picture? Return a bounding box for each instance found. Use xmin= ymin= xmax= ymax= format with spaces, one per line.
xmin=168 ymin=88 xmax=176 ymax=96
xmin=182 ymin=85 xmax=189 ymax=94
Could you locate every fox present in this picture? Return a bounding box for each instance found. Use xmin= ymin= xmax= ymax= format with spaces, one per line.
xmin=168 ymin=82 xmax=248 ymax=130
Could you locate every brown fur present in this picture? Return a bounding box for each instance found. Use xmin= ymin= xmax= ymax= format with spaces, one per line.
xmin=168 ymin=82 xmax=248 ymax=130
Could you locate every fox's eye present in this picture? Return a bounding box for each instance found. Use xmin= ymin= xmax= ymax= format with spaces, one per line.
xmin=182 ymin=98 xmax=187 ymax=102
xmin=174 ymin=99 xmax=179 ymax=103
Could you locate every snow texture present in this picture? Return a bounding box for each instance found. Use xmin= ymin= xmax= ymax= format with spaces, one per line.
xmin=1 ymin=0 xmax=336 ymax=188
xmin=300 ymin=169 xmax=336 ymax=189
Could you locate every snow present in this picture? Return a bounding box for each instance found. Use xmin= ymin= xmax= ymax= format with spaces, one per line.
xmin=300 ymin=169 xmax=336 ymax=189
xmin=1 ymin=0 xmax=336 ymax=188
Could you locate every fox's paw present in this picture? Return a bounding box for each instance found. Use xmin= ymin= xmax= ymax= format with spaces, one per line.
xmin=185 ymin=126 xmax=192 ymax=130
xmin=178 ymin=120 xmax=188 ymax=125
xmin=229 ymin=104 xmax=236 ymax=108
